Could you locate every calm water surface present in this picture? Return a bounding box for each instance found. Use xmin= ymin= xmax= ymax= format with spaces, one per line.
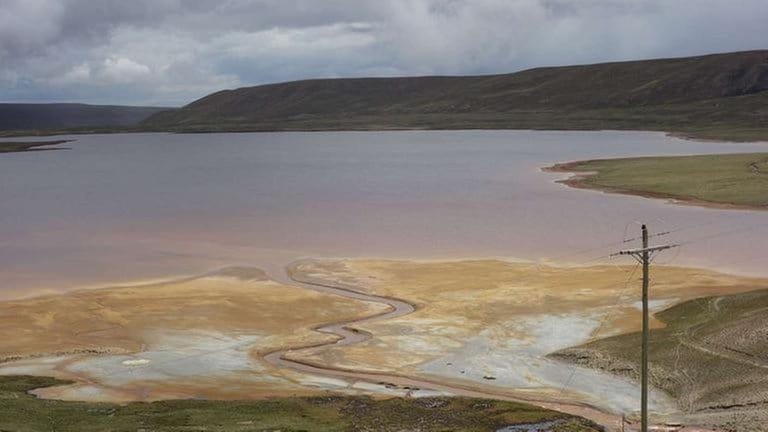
xmin=1 ymin=130 xmax=766 ymax=297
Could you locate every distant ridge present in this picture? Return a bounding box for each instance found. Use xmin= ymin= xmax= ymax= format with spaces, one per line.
xmin=144 ymin=50 xmax=768 ymax=141
xmin=0 ymin=103 xmax=170 ymax=132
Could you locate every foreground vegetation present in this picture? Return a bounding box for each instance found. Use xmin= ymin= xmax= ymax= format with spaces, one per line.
xmin=0 ymin=375 xmax=600 ymax=432
xmin=552 ymin=288 xmax=768 ymax=431
xmin=548 ymin=153 xmax=768 ymax=209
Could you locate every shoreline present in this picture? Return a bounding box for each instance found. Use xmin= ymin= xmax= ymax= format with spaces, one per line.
xmin=2 ymin=126 xmax=767 ymax=144
xmin=5 ymin=252 xmax=765 ymax=303
xmin=0 ymin=139 xmax=74 ymax=153
xmin=544 ymin=161 xmax=768 ymax=212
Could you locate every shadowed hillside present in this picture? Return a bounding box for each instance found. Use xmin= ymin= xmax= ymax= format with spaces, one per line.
xmin=144 ymin=50 xmax=768 ymax=140
xmin=0 ymin=103 xmax=170 ymax=132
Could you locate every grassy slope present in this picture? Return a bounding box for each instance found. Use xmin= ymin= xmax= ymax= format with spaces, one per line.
xmin=0 ymin=376 xmax=600 ymax=432
xmin=143 ymin=50 xmax=768 ymax=141
xmin=551 ymin=288 xmax=768 ymax=426
xmin=547 ymin=153 xmax=768 ymax=209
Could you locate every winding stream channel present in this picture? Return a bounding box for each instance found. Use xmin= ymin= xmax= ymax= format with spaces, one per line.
xmin=263 ymin=263 xmax=627 ymax=432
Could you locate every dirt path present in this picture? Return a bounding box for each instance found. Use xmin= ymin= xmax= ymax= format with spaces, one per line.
xmin=679 ymin=337 xmax=768 ymax=370
xmin=678 ymin=299 xmax=768 ymax=371
xmin=262 ymin=263 xmax=640 ymax=432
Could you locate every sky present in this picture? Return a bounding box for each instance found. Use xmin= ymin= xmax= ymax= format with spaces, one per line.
xmin=1 ymin=0 xmax=767 ymax=107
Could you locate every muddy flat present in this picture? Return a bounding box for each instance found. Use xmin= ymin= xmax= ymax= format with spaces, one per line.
xmin=0 ymin=267 xmax=386 ymax=401
xmin=2 ymin=258 xmax=764 ymax=430
xmin=286 ymin=259 xmax=767 ymax=415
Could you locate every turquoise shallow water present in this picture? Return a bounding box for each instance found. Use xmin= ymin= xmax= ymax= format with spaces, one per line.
xmin=1 ymin=130 xmax=766 ymax=297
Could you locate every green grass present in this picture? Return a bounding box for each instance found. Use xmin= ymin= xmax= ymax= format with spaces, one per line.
xmin=137 ymin=103 xmax=768 ymax=143
xmin=4 ymin=111 xmax=768 ymax=143
xmin=551 ymin=153 xmax=768 ymax=209
xmin=551 ymin=288 xmax=768 ymax=415
xmin=0 ymin=376 xmax=600 ymax=432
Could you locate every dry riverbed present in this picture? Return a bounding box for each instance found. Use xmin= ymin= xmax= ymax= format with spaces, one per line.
xmin=1 ymin=259 xmax=764 ymax=429
xmin=287 ymin=259 xmax=767 ymax=416
xmin=0 ymin=267 xmax=387 ymax=401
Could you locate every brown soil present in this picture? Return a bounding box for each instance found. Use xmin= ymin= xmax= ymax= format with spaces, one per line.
xmin=0 ymin=266 xmax=384 ymax=401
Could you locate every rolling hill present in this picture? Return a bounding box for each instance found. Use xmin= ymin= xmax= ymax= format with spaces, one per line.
xmin=0 ymin=103 xmax=170 ymax=132
xmin=144 ymin=50 xmax=768 ymax=140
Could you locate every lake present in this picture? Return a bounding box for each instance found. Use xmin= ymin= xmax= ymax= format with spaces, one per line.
xmin=1 ymin=130 xmax=766 ymax=298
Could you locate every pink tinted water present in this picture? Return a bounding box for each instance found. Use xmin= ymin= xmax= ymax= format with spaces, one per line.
xmin=0 ymin=130 xmax=766 ymax=298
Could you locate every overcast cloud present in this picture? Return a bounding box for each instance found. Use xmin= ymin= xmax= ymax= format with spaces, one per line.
xmin=1 ymin=0 xmax=766 ymax=106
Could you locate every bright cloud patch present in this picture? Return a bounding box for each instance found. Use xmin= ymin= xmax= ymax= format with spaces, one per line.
xmin=101 ymin=57 xmax=151 ymax=83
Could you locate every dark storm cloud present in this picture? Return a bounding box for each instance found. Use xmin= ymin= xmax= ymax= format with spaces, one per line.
xmin=1 ymin=0 xmax=766 ymax=105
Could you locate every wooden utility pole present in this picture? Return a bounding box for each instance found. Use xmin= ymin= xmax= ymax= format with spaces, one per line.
xmin=612 ymin=224 xmax=676 ymax=432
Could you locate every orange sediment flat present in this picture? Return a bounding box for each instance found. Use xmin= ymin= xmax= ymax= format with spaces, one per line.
xmin=1 ymin=259 xmax=757 ymax=430
xmin=262 ymin=259 xmax=748 ymax=431
xmin=0 ymin=266 xmax=386 ymax=401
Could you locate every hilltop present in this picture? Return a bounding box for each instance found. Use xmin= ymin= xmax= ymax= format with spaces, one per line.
xmin=144 ymin=50 xmax=768 ymax=141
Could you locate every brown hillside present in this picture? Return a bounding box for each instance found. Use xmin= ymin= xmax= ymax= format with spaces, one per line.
xmin=143 ymin=50 xmax=768 ymax=140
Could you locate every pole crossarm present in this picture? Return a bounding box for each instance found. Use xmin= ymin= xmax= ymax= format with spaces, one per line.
xmin=610 ymin=243 xmax=678 ymax=257
xmin=610 ymin=225 xmax=677 ymax=432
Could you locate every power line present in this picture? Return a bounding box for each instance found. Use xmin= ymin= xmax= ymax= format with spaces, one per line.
xmin=678 ymin=221 xmax=768 ymax=247
xmin=564 ymin=219 xmax=768 ymax=269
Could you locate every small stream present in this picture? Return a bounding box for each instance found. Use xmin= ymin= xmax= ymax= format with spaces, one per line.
xmin=261 ymin=265 xmax=621 ymax=431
